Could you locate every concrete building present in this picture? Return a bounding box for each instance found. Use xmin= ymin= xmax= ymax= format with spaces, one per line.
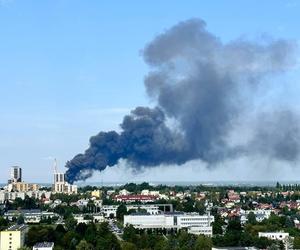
xmin=8 ymin=182 xmax=40 ymax=192
xmin=113 ymin=194 xmax=158 ymax=203
xmin=91 ymin=190 xmax=102 ymax=198
xmin=9 ymin=166 xmax=22 ymax=183
xmin=33 ymin=242 xmax=54 ymax=250
xmin=0 ymin=190 xmax=51 ymax=204
xmin=74 ymin=214 xmax=105 ymax=224
xmin=52 ymin=161 xmax=77 ymax=194
xmin=5 ymin=209 xmax=58 ymax=224
xmin=258 ymin=232 xmax=289 ymax=241
xmin=258 ymin=232 xmax=292 ymax=250
xmin=124 ymin=212 xmax=214 ymax=236
xmin=101 ymin=204 xmax=173 ymax=218
xmin=0 ymin=224 xmax=27 ymax=250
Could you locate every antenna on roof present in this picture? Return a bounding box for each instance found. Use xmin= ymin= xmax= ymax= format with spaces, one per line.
xmin=53 ymin=158 xmax=58 ymax=173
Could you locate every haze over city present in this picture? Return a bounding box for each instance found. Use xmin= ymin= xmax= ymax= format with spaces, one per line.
xmin=1 ymin=0 xmax=300 ymax=184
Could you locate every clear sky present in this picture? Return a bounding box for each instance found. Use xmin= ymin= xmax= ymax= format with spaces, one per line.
xmin=0 ymin=0 xmax=299 ymax=183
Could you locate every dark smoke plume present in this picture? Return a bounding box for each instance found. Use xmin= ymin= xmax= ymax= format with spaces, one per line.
xmin=66 ymin=19 xmax=298 ymax=183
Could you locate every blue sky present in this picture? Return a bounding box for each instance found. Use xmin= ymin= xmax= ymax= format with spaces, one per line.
xmin=0 ymin=0 xmax=299 ymax=183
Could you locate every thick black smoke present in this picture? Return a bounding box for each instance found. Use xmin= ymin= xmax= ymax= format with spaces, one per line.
xmin=66 ymin=18 xmax=298 ymax=183
xmin=66 ymin=107 xmax=189 ymax=182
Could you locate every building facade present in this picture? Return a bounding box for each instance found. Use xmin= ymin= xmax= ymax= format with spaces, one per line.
xmin=124 ymin=212 xmax=214 ymax=236
xmin=0 ymin=224 xmax=27 ymax=250
xmin=8 ymin=166 xmax=22 ymax=183
xmin=33 ymin=242 xmax=54 ymax=250
xmin=52 ymin=172 xmax=77 ymax=194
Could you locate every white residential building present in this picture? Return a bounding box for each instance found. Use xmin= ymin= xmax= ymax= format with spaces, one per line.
xmin=5 ymin=209 xmax=58 ymax=224
xmin=240 ymin=209 xmax=272 ymax=224
xmin=101 ymin=204 xmax=171 ymax=218
xmin=74 ymin=214 xmax=105 ymax=224
xmin=258 ymin=232 xmax=289 ymax=241
xmin=258 ymin=232 xmax=292 ymax=250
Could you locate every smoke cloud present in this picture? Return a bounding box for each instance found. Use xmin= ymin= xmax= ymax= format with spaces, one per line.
xmin=65 ymin=18 xmax=298 ymax=183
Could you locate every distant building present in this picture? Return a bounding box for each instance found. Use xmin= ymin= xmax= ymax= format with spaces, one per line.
xmin=101 ymin=204 xmax=173 ymax=218
xmin=74 ymin=214 xmax=105 ymax=224
xmin=8 ymin=182 xmax=40 ymax=192
xmin=0 ymin=224 xmax=27 ymax=250
xmin=0 ymin=190 xmax=51 ymax=204
xmin=91 ymin=190 xmax=102 ymax=198
xmin=4 ymin=209 xmax=58 ymax=224
xmin=124 ymin=212 xmax=214 ymax=236
xmin=113 ymin=194 xmax=158 ymax=203
xmin=33 ymin=242 xmax=54 ymax=250
xmin=8 ymin=166 xmax=22 ymax=183
xmin=258 ymin=232 xmax=292 ymax=250
xmin=52 ymin=160 xmax=77 ymax=194
xmin=258 ymin=231 xmax=289 ymax=241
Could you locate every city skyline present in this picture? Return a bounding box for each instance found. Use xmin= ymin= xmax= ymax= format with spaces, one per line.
xmin=1 ymin=1 xmax=300 ymax=183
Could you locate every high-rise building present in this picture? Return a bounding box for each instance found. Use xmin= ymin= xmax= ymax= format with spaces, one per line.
xmin=52 ymin=160 xmax=77 ymax=194
xmin=8 ymin=166 xmax=22 ymax=183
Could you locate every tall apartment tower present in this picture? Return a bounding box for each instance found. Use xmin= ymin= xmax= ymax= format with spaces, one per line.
xmin=9 ymin=166 xmax=22 ymax=183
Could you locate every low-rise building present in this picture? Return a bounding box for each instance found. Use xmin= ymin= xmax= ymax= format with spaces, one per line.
xmin=113 ymin=194 xmax=158 ymax=203
xmin=258 ymin=232 xmax=292 ymax=250
xmin=0 ymin=224 xmax=27 ymax=250
xmin=33 ymin=242 xmax=54 ymax=250
xmin=101 ymin=204 xmax=173 ymax=218
xmin=5 ymin=209 xmax=58 ymax=223
xmin=91 ymin=190 xmax=102 ymax=198
xmin=74 ymin=214 xmax=105 ymax=224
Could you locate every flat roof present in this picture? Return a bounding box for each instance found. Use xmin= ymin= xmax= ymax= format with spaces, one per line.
xmin=7 ymin=224 xmax=27 ymax=231
xmin=33 ymin=242 xmax=54 ymax=248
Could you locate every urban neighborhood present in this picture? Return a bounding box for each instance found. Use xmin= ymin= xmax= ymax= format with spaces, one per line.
xmin=1 ymin=166 xmax=300 ymax=249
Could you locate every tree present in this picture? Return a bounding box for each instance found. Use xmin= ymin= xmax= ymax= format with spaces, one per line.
xmin=123 ymin=225 xmax=138 ymax=243
xmin=26 ymin=226 xmax=55 ymax=246
xmin=76 ymin=223 xmax=88 ymax=235
xmin=116 ymin=204 xmax=128 ymax=221
xmin=18 ymin=247 xmax=31 ymax=250
xmin=284 ymin=216 xmax=294 ymax=228
xmin=212 ymin=214 xmax=224 ymax=235
xmin=76 ymin=240 xmax=93 ymax=250
xmin=247 ymin=212 xmax=257 ymax=225
xmin=0 ymin=216 xmax=8 ymax=230
xmin=85 ymin=223 xmax=97 ymax=245
xmin=268 ymin=243 xmax=279 ymax=250
xmin=154 ymin=238 xmax=168 ymax=250
xmin=294 ymin=236 xmax=300 ymax=249
xmin=65 ymin=215 xmax=77 ymax=231
xmin=195 ymin=235 xmax=212 ymax=250
xmin=121 ymin=242 xmax=137 ymax=250
xmin=17 ymin=214 xmax=25 ymax=225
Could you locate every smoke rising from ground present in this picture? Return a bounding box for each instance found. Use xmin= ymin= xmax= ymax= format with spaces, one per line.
xmin=65 ymin=18 xmax=298 ymax=183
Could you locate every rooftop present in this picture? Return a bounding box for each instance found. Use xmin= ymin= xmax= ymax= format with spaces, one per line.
xmin=7 ymin=224 xmax=27 ymax=231
xmin=33 ymin=242 xmax=54 ymax=248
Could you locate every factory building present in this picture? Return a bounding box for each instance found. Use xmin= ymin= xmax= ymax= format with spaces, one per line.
xmin=124 ymin=212 xmax=214 ymax=236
